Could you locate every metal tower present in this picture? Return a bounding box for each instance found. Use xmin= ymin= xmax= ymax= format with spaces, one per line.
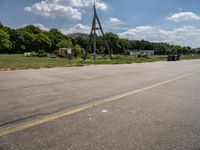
xmin=84 ymin=0 xmax=112 ymax=63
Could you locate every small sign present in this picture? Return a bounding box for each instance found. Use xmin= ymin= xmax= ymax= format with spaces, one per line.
xmin=67 ymin=49 xmax=72 ymax=55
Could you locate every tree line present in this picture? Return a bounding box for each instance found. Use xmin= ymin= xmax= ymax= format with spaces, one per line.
xmin=0 ymin=23 xmax=196 ymax=56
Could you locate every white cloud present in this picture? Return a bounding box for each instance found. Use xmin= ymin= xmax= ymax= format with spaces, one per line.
xmin=24 ymin=0 xmax=81 ymax=20
xmin=167 ymin=12 xmax=200 ymax=22
xmin=109 ymin=17 xmax=125 ymax=25
xmin=118 ymin=26 xmax=200 ymax=48
xmin=96 ymin=2 xmax=107 ymax=10
xmin=60 ymin=23 xmax=90 ymax=34
xmin=21 ymin=23 xmax=49 ymax=31
xmin=24 ymin=0 xmax=107 ymax=20
xmin=33 ymin=23 xmax=50 ymax=31
xmin=59 ymin=0 xmax=107 ymax=10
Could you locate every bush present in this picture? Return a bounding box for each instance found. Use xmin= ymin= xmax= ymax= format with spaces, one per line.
xmin=37 ymin=50 xmax=47 ymax=57
xmin=85 ymin=54 xmax=92 ymax=59
xmin=53 ymin=50 xmax=59 ymax=56
xmin=73 ymin=44 xmax=85 ymax=58
xmin=30 ymin=52 xmax=38 ymax=57
xmin=137 ymin=54 xmax=149 ymax=58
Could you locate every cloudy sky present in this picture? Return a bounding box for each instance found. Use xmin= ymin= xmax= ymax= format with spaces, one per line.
xmin=0 ymin=0 xmax=200 ymax=48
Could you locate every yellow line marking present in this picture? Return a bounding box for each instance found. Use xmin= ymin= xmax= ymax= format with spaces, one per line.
xmin=0 ymin=72 xmax=198 ymax=137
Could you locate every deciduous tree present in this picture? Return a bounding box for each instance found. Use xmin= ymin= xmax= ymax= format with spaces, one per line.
xmin=0 ymin=29 xmax=12 ymax=53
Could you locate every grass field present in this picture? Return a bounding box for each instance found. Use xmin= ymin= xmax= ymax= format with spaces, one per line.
xmin=0 ymin=54 xmax=199 ymax=71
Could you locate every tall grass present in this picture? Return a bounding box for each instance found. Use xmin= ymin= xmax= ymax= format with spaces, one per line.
xmin=0 ymin=54 xmax=199 ymax=71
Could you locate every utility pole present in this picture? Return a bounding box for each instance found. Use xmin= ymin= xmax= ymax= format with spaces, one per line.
xmin=84 ymin=0 xmax=112 ymax=63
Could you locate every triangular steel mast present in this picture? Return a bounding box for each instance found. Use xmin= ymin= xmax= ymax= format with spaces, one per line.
xmin=84 ymin=0 xmax=112 ymax=63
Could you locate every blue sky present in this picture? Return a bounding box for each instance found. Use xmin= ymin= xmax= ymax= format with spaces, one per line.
xmin=0 ymin=0 xmax=200 ymax=47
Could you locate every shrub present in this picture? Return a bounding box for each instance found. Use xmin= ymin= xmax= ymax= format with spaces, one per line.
xmin=137 ymin=54 xmax=149 ymax=58
xmin=53 ymin=50 xmax=59 ymax=56
xmin=31 ymin=52 xmax=38 ymax=57
xmin=37 ymin=50 xmax=47 ymax=57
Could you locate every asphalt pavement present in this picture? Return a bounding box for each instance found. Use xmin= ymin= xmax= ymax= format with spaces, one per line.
xmin=0 ymin=60 xmax=200 ymax=150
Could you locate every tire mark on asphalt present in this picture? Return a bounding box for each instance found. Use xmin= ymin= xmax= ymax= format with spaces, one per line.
xmin=0 ymin=95 xmax=109 ymax=127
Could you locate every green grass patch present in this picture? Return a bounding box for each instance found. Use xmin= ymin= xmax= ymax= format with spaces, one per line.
xmin=181 ymin=55 xmax=200 ymax=60
xmin=0 ymin=54 xmax=83 ymax=70
xmin=0 ymin=54 xmax=199 ymax=71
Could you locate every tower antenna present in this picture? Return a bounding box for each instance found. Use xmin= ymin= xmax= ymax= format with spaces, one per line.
xmin=94 ymin=0 xmax=96 ymax=7
xmin=84 ymin=0 xmax=112 ymax=63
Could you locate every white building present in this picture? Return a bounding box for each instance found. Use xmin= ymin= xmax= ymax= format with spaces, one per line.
xmin=129 ymin=50 xmax=154 ymax=56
